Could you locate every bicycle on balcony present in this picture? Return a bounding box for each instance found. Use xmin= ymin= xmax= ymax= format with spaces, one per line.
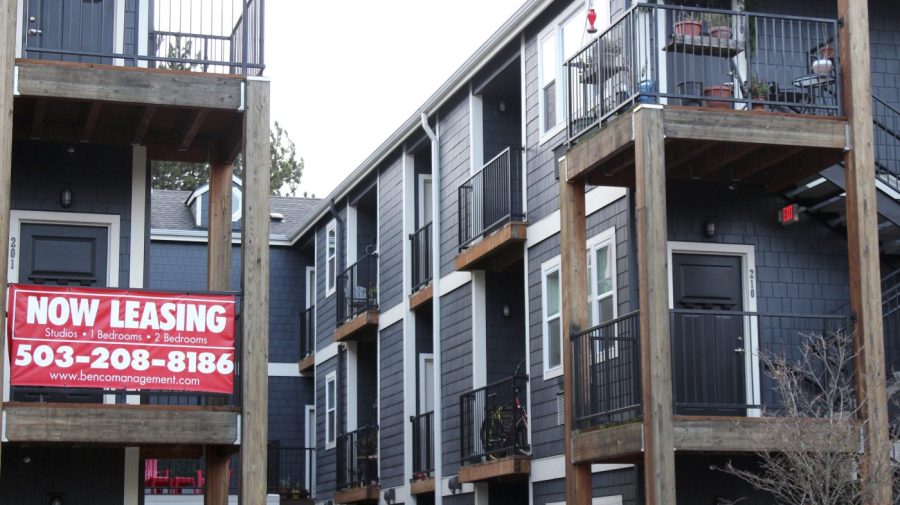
xmin=479 ymin=360 xmax=530 ymax=460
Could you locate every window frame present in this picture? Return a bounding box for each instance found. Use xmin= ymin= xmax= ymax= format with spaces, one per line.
xmin=587 ymin=227 xmax=618 ymax=360
xmin=537 ymin=4 xmax=597 ymax=144
xmin=325 ymin=371 xmax=337 ymax=449
xmin=541 ymin=256 xmax=564 ymax=379
xmin=325 ymin=219 xmax=337 ymax=297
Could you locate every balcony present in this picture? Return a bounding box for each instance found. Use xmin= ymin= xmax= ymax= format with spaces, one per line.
xmin=409 ymin=411 xmax=435 ymax=495
xmin=458 ymin=373 xmax=530 ymax=483
xmin=298 ymin=305 xmax=316 ymax=373
xmin=563 ymin=5 xmax=847 ymax=191
xmin=20 ymin=0 xmax=264 ymax=75
xmin=335 ymin=253 xmax=379 ymax=343
xmin=335 ymin=425 xmax=379 ymax=504
xmin=455 ymin=148 xmax=526 ymax=272
xmin=570 ymin=310 xmax=860 ymax=463
xmin=409 ymin=222 xmax=434 ymax=310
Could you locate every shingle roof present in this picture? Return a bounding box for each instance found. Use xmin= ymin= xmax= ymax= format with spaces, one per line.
xmin=150 ymin=188 xmax=320 ymax=239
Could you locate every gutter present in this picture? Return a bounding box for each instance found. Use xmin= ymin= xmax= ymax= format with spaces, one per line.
xmin=285 ymin=0 xmax=556 ymax=245
xmin=421 ymin=112 xmax=444 ymax=505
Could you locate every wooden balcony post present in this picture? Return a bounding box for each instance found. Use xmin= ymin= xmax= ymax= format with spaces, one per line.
xmin=836 ymin=2 xmax=891 ymax=503
xmin=0 ymin=0 xmax=18 ymax=475
xmin=634 ymin=106 xmax=675 ymax=505
xmin=240 ymin=77 xmax=271 ymax=505
xmin=205 ymin=150 xmax=233 ymax=505
xmin=558 ymin=156 xmax=592 ymax=505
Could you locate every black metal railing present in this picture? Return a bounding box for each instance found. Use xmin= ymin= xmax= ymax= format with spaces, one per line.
xmin=144 ymin=455 xmax=239 ymax=495
xmin=572 ymin=311 xmax=642 ymax=429
xmin=21 ymin=0 xmax=264 ymax=75
xmin=883 ymin=269 xmax=900 ymax=374
xmin=873 ymin=95 xmax=900 ymax=193
xmin=572 ymin=309 xmax=852 ymax=427
xmin=336 ymin=425 xmax=379 ymax=491
xmin=567 ymin=4 xmax=841 ymax=140
xmin=410 ymin=222 xmax=433 ymax=293
xmin=459 ymin=373 xmax=529 ymax=463
xmin=299 ymin=305 xmax=315 ymax=360
xmin=268 ymin=446 xmax=316 ymax=498
xmin=458 ymin=147 xmax=525 ymax=250
xmin=411 ymin=411 xmax=434 ymax=479
xmin=337 ymin=252 xmax=379 ymax=324
xmin=670 ymin=309 xmax=851 ymax=415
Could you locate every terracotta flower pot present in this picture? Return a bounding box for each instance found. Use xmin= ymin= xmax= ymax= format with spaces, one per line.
xmin=704 ymin=85 xmax=733 ymax=109
xmin=675 ymin=19 xmax=702 ymax=37
xmin=819 ymin=45 xmax=835 ymax=59
xmin=709 ymin=26 xmax=733 ymax=39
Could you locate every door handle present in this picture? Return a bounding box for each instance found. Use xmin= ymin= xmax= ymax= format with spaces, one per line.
xmin=28 ymin=28 xmax=42 ymax=36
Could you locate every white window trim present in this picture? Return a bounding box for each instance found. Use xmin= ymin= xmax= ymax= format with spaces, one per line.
xmin=325 ymin=219 xmax=337 ymax=297
xmin=418 ymin=353 xmax=434 ymax=413
xmin=537 ymin=3 xmax=589 ymax=145
xmin=325 ymin=371 xmax=337 ymax=449
xmin=417 ymin=174 xmax=433 ymax=227
xmin=541 ymin=256 xmax=563 ymax=379
xmin=305 ymin=405 xmax=316 ymax=493
xmin=587 ymin=227 xmax=618 ymax=327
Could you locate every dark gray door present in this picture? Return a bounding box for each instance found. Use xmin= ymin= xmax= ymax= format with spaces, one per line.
xmin=14 ymin=223 xmax=109 ymax=403
xmin=671 ymin=253 xmax=746 ymax=416
xmin=25 ymin=0 xmax=115 ymax=63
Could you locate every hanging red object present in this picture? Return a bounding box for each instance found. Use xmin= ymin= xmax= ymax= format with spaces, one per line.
xmin=586 ymin=8 xmax=598 ymax=33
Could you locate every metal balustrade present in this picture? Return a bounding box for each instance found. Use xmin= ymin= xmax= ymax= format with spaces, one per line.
xmin=567 ymin=4 xmax=841 ymax=140
xmin=458 ymin=147 xmax=525 ymax=250
xmin=299 ymin=305 xmax=315 ymax=360
xmin=21 ymin=0 xmax=264 ymax=75
xmin=336 ymin=252 xmax=378 ymax=324
xmin=410 ymin=411 xmax=434 ymax=479
xmin=336 ymin=425 xmax=379 ymax=491
xmin=459 ymin=372 xmax=529 ymax=463
xmin=410 ymin=222 xmax=433 ymax=293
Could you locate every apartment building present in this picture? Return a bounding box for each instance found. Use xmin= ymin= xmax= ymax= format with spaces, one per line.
xmin=0 ymin=0 xmax=272 ymax=503
xmin=287 ymin=0 xmax=900 ymax=504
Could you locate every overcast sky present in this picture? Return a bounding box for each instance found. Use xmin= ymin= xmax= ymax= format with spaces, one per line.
xmin=265 ymin=0 xmax=526 ymax=198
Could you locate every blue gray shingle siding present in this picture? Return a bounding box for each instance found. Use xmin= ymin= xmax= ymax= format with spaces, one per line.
xmin=12 ymin=142 xmax=134 ymax=288
xmin=316 ymin=207 xmax=345 ymax=350
xmin=379 ymin=155 xmax=404 ymax=309
xmin=379 ymin=321 xmax=405 ymax=488
xmin=440 ymin=282 xmax=473 ymax=475
xmin=438 ymin=93 xmax=472 ymax=277
xmin=485 ymin=270 xmax=527 ymax=384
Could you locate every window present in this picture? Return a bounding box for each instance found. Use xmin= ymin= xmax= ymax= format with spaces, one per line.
xmin=587 ymin=228 xmax=617 ymax=360
xmin=542 ymin=256 xmax=563 ymax=378
xmin=325 ymin=220 xmax=337 ymax=297
xmin=538 ymin=6 xmax=600 ymax=140
xmin=325 ymin=371 xmax=337 ymax=448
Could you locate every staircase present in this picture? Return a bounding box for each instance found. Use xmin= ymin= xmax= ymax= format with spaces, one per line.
xmin=783 ymin=94 xmax=900 ymax=257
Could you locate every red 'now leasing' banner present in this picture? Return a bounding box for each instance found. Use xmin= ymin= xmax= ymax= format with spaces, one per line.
xmin=6 ymin=284 xmax=236 ymax=394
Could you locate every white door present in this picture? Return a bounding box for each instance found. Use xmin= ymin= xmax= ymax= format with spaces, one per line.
xmin=418 ymin=175 xmax=433 ymax=228
xmin=419 ymin=354 xmax=434 ymax=413
xmin=306 ymin=266 xmax=316 ymax=309
xmin=305 ymin=405 xmax=316 ymax=494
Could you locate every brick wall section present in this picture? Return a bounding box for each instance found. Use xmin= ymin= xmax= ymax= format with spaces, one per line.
xmin=379 ymin=155 xmax=404 ymax=309
xmin=440 ymin=283 xmax=473 ymax=475
xmin=438 ymin=93 xmax=472 ymax=277
xmin=12 ymin=142 xmax=133 ymax=287
xmin=379 ymin=321 xmax=405 ymax=488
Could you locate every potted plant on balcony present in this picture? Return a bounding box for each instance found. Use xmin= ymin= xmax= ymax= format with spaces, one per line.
xmin=748 ymin=76 xmax=770 ymax=110
xmin=674 ymin=11 xmax=702 ymax=37
xmin=707 ymin=13 xmax=732 ymax=39
xmin=676 ymin=81 xmax=704 ymax=106
xmin=704 ymin=82 xmax=734 ymax=109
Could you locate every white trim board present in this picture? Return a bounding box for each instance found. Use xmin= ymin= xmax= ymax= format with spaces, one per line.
xmin=268 ymin=363 xmax=302 ymax=377
xmin=666 ymin=241 xmax=761 ymax=416
xmin=315 ymin=342 xmax=339 ymax=366
xmin=531 ymin=455 xmax=633 ymax=483
xmin=527 ymin=186 xmax=627 ymax=248
xmin=378 ymin=302 xmax=404 ymax=329
xmin=438 ymin=271 xmax=472 ymax=296
xmin=441 ymin=476 xmax=475 ymax=496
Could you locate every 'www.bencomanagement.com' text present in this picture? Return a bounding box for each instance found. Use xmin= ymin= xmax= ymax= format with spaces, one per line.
xmin=48 ymin=371 xmax=200 ymax=387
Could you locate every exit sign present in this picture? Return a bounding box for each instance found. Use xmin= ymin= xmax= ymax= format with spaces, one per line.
xmin=779 ymin=204 xmax=800 ymax=225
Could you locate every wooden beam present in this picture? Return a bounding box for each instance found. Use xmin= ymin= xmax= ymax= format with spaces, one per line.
xmin=756 ymin=148 xmax=845 ymax=193
xmin=566 ymin=112 xmax=635 ymax=182
xmin=180 ymin=109 xmax=209 ymax=151
xmin=206 ymin=144 xmax=232 ymax=505
xmin=30 ymin=98 xmax=48 ymax=140
xmin=80 ymin=101 xmax=102 ymax=143
xmin=240 ymin=78 xmax=271 ymax=505
xmin=0 ymin=0 xmax=17 ymax=477
xmin=334 ymin=485 xmax=380 ymax=504
xmin=665 ymin=140 xmax=716 ymax=173
xmin=572 ymin=422 xmax=644 ymax=464
xmin=634 ymin=107 xmax=676 ymax=505
xmin=15 ymin=59 xmax=243 ymax=110
xmin=408 ymin=283 xmax=433 ymax=311
xmin=730 ymin=146 xmax=804 ymax=181
xmin=333 ymin=310 xmax=379 ymax=343
xmin=3 ymin=403 xmax=239 ymax=444
xmin=685 ymin=143 xmax=761 ymax=180
xmin=453 ymin=222 xmax=527 ymax=271
xmin=558 ymin=154 xmax=593 ymax=505
xmin=457 ymin=456 xmax=531 ymax=483
xmin=662 ymin=108 xmax=847 ymax=149
xmin=837 ymin=1 xmax=892 ymax=503
xmin=672 ymin=416 xmax=861 ymax=453
xmin=132 ymin=106 xmax=157 ymax=145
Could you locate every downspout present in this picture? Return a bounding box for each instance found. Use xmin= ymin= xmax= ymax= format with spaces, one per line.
xmin=421 ymin=112 xmax=443 ymax=505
